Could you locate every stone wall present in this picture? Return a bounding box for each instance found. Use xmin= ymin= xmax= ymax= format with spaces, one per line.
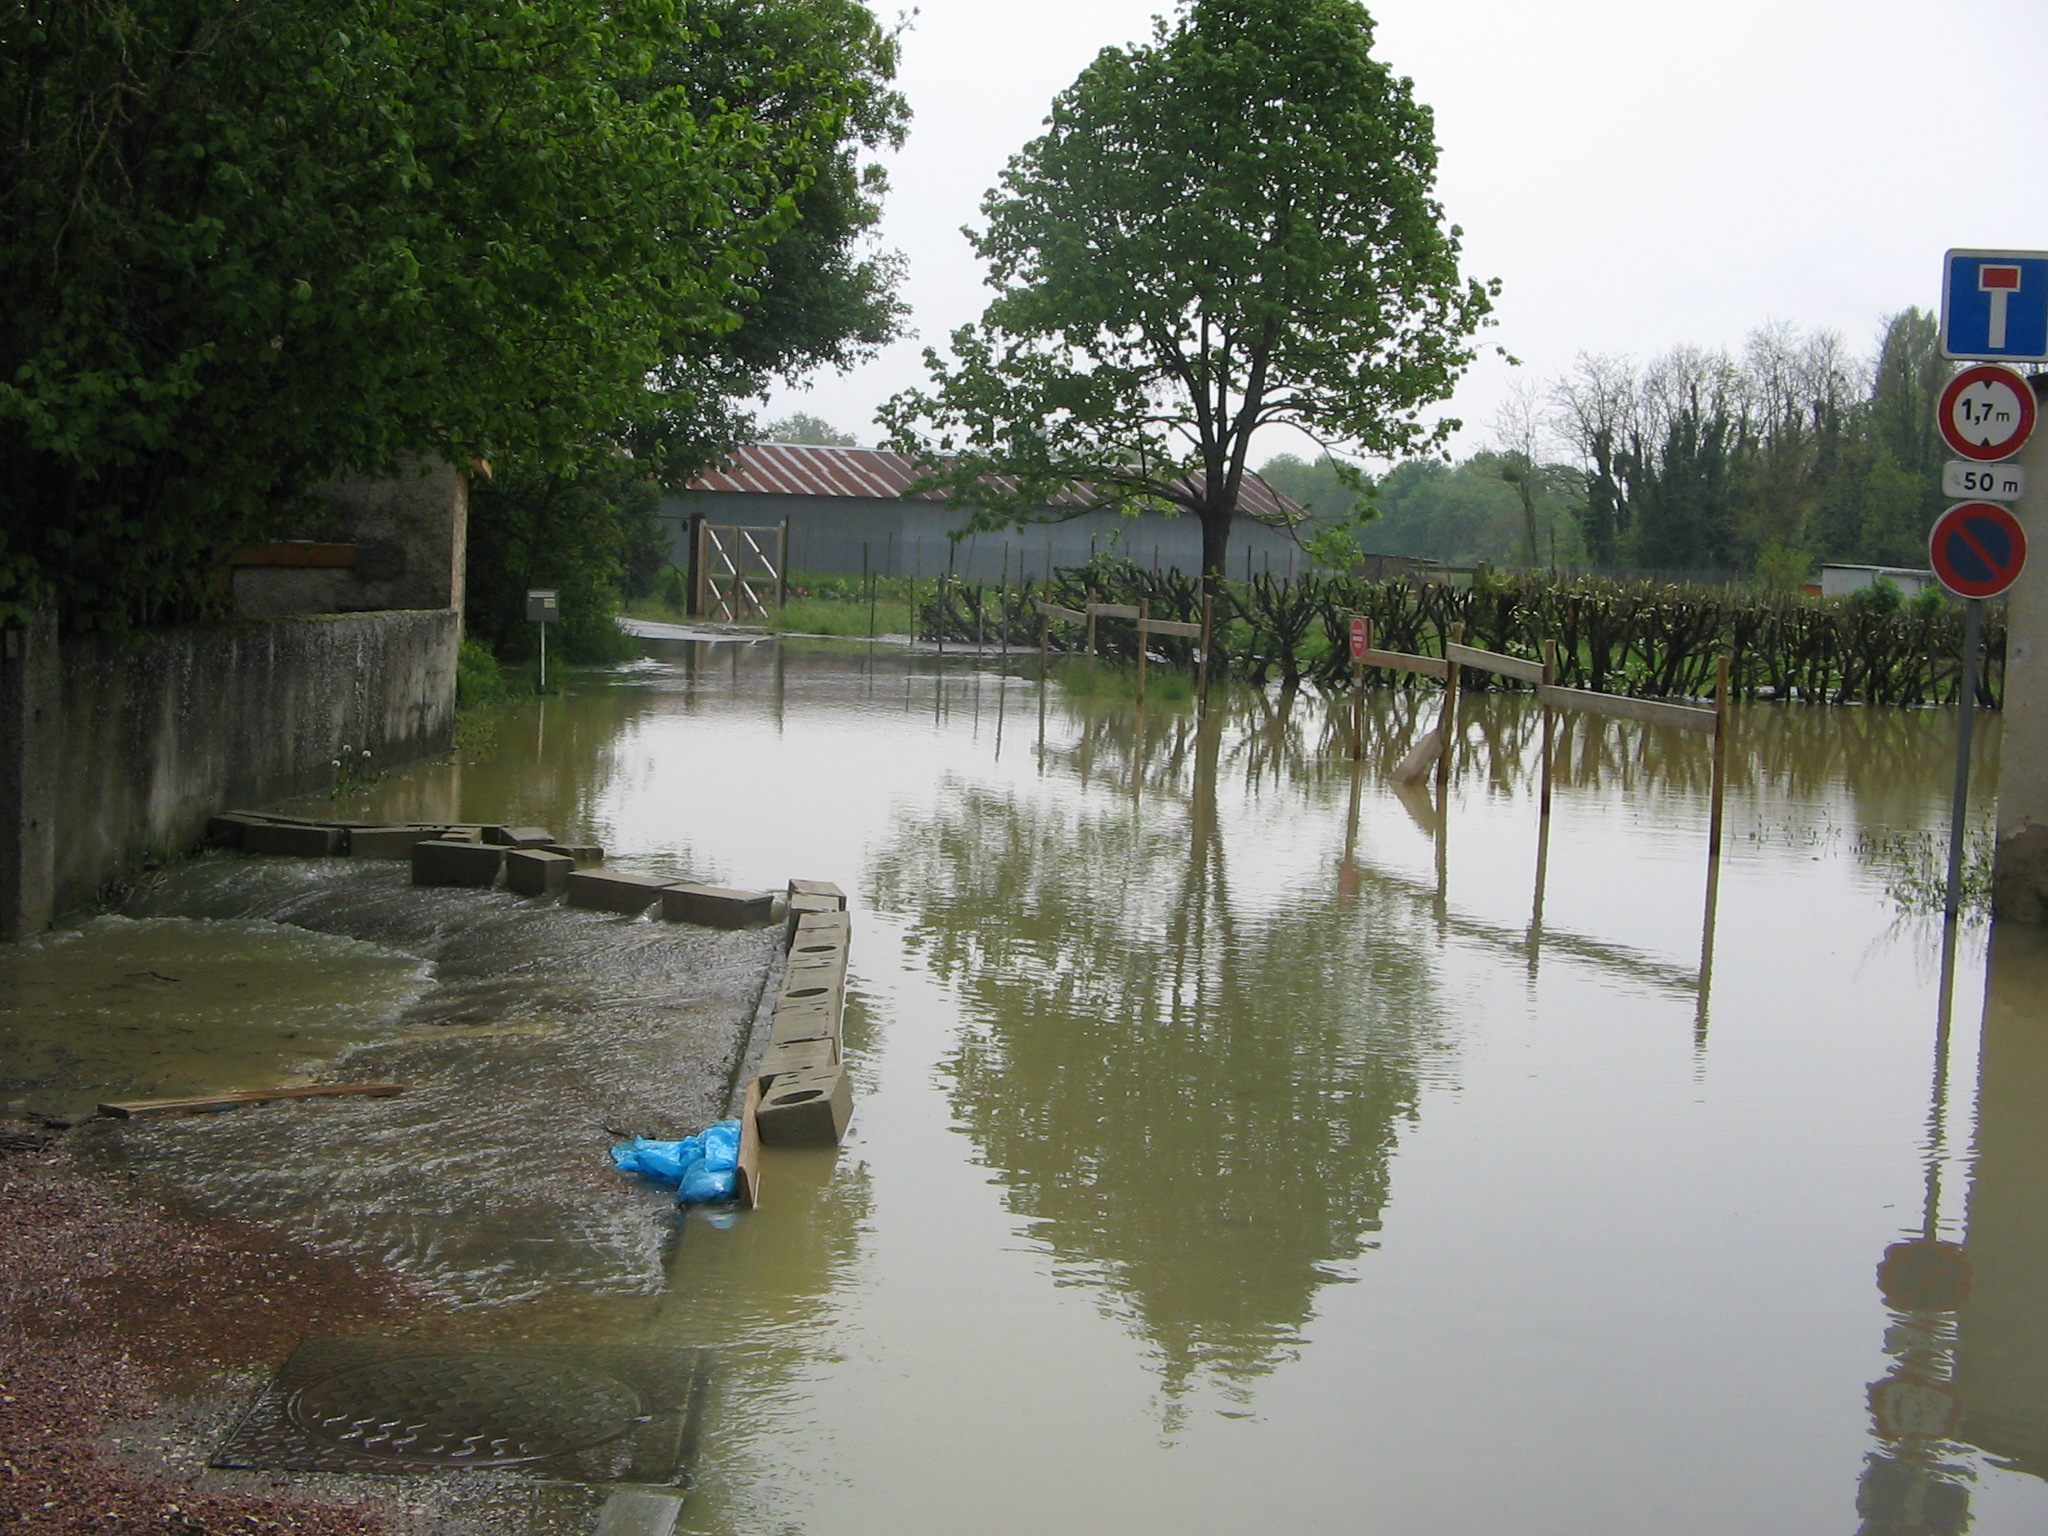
xmin=0 ymin=610 xmax=458 ymax=936
xmin=232 ymin=457 xmax=469 ymax=619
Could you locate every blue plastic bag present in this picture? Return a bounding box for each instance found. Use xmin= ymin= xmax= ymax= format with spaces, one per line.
xmin=610 ymin=1120 xmax=742 ymax=1205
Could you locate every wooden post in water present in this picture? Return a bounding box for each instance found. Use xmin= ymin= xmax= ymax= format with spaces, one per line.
xmin=778 ymin=517 xmax=790 ymax=610
xmin=1085 ymin=587 xmax=1098 ymax=657
xmin=1136 ymin=599 xmax=1149 ymax=707
xmin=1197 ymin=590 xmax=1215 ymax=704
xmin=1436 ymin=620 xmax=1464 ymax=798
xmin=1708 ymin=653 xmax=1731 ymax=863
xmin=1539 ymin=638 xmax=1558 ymax=821
xmin=1351 ymin=614 xmax=1370 ymax=761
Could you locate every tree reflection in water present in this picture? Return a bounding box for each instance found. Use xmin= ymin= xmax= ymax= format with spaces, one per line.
xmin=869 ymin=688 xmax=1452 ymax=1407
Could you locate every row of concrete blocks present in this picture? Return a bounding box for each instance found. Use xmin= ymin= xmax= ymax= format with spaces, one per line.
xmin=405 ymin=832 xmax=780 ymax=931
xmin=753 ymin=879 xmax=854 ymax=1148
xmin=208 ymin=811 xmax=601 ymax=865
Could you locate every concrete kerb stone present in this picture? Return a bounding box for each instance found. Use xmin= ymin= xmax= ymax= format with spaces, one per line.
xmin=483 ymin=825 xmax=556 ymax=847
xmin=505 ymin=847 xmax=575 ymax=897
xmin=661 ymin=883 xmax=774 ymax=929
xmin=754 ymin=1065 xmax=852 ymax=1148
xmin=205 ymin=813 xmax=273 ymax=848
xmin=785 ymin=878 xmax=846 ymax=908
xmin=411 ymin=839 xmax=505 ymax=887
xmin=345 ymin=826 xmax=436 ymax=859
xmin=542 ymin=843 xmax=605 ymax=867
xmin=567 ymin=869 xmax=673 ymax=915
xmin=242 ymin=822 xmax=344 ymax=857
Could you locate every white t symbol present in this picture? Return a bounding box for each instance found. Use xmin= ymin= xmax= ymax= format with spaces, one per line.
xmin=1981 ymin=265 xmax=2021 ymax=349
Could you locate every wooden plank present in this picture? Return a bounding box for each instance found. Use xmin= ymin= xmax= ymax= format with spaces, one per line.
xmin=1034 ymin=601 xmax=1087 ymax=624
xmin=1538 ymin=684 xmax=1717 ymax=733
xmin=1088 ymin=602 xmax=1141 ymax=621
xmin=1137 ymin=618 xmax=1203 ymax=638
xmin=99 ymin=1082 xmax=405 ymax=1119
xmin=1447 ymin=642 xmax=1545 ymax=684
xmin=1392 ymin=728 xmax=1443 ymax=784
xmin=735 ymin=1079 xmax=763 ymax=1210
xmin=1360 ymin=647 xmax=1449 ymax=680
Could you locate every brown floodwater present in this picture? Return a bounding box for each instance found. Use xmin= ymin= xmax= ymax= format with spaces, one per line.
xmin=21 ymin=637 xmax=2048 ymax=1533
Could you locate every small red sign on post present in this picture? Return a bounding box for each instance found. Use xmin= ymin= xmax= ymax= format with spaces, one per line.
xmin=1930 ymin=502 xmax=2028 ymax=599
xmin=1349 ymin=615 xmax=1369 ymax=662
xmin=1937 ymin=363 xmax=2036 ymax=461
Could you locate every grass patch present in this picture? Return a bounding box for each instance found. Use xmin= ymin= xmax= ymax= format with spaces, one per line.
xmin=1048 ymin=656 xmax=1197 ymax=703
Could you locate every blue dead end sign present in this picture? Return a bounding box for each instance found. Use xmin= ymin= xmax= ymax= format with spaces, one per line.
xmin=1929 ymin=502 xmax=2028 ymax=599
xmin=1943 ymin=249 xmax=2048 ymax=362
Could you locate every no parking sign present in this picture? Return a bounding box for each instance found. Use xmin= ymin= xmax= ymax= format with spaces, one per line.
xmin=1929 ymin=502 xmax=2028 ymax=600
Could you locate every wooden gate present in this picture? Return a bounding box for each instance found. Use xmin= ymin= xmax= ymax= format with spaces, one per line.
xmin=694 ymin=520 xmax=786 ymax=622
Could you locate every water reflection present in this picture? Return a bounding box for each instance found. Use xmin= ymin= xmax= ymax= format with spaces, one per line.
xmin=869 ymin=734 xmax=1443 ymax=1400
xmin=1851 ymin=923 xmax=2048 ymax=1531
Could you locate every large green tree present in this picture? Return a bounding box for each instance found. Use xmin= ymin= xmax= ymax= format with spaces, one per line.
xmin=0 ymin=0 xmax=897 ymax=632
xmin=880 ymin=0 xmax=1494 ymax=582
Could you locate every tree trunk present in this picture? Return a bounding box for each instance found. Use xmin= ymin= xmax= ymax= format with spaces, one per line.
xmin=1199 ymin=509 xmax=1232 ymax=587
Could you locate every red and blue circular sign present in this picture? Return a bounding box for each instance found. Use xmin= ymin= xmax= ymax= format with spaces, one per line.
xmin=1930 ymin=501 xmax=2028 ymax=599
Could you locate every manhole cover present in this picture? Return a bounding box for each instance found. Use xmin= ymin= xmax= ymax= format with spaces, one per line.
xmin=215 ymin=1336 xmax=709 ymax=1483
xmin=288 ymin=1353 xmax=644 ymax=1466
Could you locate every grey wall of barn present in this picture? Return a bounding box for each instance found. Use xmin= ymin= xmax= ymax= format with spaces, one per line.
xmin=660 ymin=492 xmax=1311 ymax=583
xmin=0 ymin=610 xmax=459 ymax=936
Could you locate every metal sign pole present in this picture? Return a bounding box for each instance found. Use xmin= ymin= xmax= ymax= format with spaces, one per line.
xmin=1943 ymin=598 xmax=1984 ymax=919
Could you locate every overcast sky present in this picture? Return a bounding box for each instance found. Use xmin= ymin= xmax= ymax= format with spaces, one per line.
xmin=761 ymin=0 xmax=2048 ymax=468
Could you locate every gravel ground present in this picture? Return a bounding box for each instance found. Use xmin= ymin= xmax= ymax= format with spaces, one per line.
xmin=0 ymin=1126 xmax=418 ymax=1535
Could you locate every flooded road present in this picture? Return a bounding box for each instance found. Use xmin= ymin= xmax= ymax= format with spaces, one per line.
xmin=29 ymin=638 xmax=2048 ymax=1533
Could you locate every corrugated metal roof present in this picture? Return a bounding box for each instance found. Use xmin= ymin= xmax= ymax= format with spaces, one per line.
xmin=685 ymin=443 xmax=1299 ymax=519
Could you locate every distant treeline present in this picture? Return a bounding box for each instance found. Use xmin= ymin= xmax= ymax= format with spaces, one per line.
xmin=1257 ymin=309 xmax=1952 ymax=580
xmin=920 ymin=561 xmax=2002 ymax=709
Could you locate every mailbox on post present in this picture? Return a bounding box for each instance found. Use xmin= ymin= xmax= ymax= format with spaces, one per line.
xmin=527 ymin=589 xmax=559 ymax=690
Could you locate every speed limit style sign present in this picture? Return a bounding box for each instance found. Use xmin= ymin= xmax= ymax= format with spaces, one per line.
xmin=1938 ymin=363 xmax=2037 ymax=462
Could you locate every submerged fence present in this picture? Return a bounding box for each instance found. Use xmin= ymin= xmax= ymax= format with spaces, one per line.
xmin=918 ymin=563 xmax=2005 ymax=708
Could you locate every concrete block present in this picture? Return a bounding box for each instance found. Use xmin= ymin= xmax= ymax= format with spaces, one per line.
xmin=242 ymin=821 xmax=344 ymax=856
xmin=482 ymin=825 xmax=556 ymax=847
xmin=205 ymin=813 xmax=271 ymax=848
xmin=435 ymin=827 xmax=484 ymax=844
xmin=786 ymin=878 xmax=847 ymax=908
xmin=411 ymin=838 xmax=504 ymax=886
xmin=345 ymin=825 xmax=433 ymax=859
xmin=768 ymin=1004 xmax=838 ymax=1048
xmin=541 ymin=843 xmax=605 ymax=866
xmin=566 ymin=869 xmax=671 ymax=914
xmin=594 ymin=1490 xmax=684 ymax=1536
xmin=760 ymin=1037 xmax=837 ymax=1074
xmin=505 ymin=847 xmax=574 ymax=897
xmin=783 ymin=893 xmax=839 ymax=947
xmin=661 ymin=883 xmax=774 ymax=929
xmin=754 ymin=1066 xmax=852 ymax=1147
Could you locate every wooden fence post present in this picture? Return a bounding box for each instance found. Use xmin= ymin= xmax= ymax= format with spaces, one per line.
xmin=1709 ymin=653 xmax=1731 ymax=863
xmin=1351 ymin=614 xmax=1369 ymax=761
xmin=1437 ymin=620 xmax=1464 ymax=797
xmin=1197 ymin=590 xmax=1215 ymax=703
xmin=1540 ymin=638 xmax=1558 ymax=822
xmin=1085 ymin=587 xmax=1098 ymax=657
xmin=1135 ymin=600 xmax=1149 ymax=706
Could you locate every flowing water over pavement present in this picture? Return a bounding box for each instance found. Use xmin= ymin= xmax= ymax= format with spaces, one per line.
xmin=18 ymin=640 xmax=2048 ymax=1533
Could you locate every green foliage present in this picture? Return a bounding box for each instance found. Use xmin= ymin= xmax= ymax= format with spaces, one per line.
xmin=466 ymin=461 xmax=655 ymax=663
xmin=658 ymin=564 xmax=690 ymax=613
xmin=1844 ymin=576 xmax=1903 ymax=616
xmin=1 ymin=0 xmax=904 ymax=632
xmin=1339 ymin=453 xmax=1585 ymax=567
xmin=1753 ymin=541 xmax=1813 ymax=593
xmin=924 ymin=565 xmax=2003 ymax=708
xmin=1549 ymin=313 xmax=1951 ymax=575
xmin=760 ymin=412 xmax=861 ymax=447
xmin=456 ymin=639 xmax=512 ymax=708
xmin=881 ymin=0 xmax=1494 ymax=577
